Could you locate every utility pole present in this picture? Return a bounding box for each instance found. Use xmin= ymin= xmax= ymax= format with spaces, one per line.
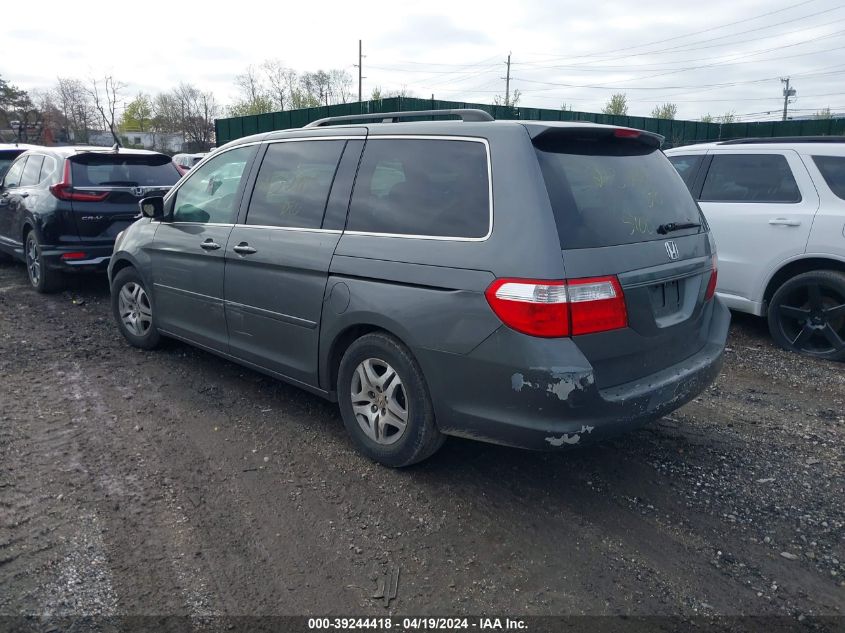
xmin=355 ymin=40 xmax=365 ymax=103
xmin=504 ymin=52 xmax=512 ymax=107
xmin=781 ymin=77 xmax=796 ymax=121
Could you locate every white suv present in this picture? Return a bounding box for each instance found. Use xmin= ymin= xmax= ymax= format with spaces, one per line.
xmin=666 ymin=138 xmax=845 ymax=361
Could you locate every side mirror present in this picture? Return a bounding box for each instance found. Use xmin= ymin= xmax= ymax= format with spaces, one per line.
xmin=139 ymin=196 xmax=165 ymax=220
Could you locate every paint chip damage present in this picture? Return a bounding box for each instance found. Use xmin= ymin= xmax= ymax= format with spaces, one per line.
xmin=545 ymin=425 xmax=595 ymax=446
xmin=511 ymin=369 xmax=595 ymax=401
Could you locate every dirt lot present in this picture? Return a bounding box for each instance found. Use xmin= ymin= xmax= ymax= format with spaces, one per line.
xmin=0 ymin=259 xmax=843 ymax=624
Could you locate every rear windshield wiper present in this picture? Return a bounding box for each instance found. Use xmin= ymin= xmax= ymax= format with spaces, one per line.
xmin=657 ymin=221 xmax=702 ymax=235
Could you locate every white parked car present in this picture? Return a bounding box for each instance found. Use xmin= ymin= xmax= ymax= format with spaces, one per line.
xmin=666 ymin=138 xmax=845 ymax=361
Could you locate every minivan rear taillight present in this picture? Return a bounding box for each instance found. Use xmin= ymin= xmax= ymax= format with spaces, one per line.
xmin=485 ymin=276 xmax=628 ymax=338
xmin=705 ymin=256 xmax=718 ymax=301
xmin=49 ymin=160 xmax=108 ymax=202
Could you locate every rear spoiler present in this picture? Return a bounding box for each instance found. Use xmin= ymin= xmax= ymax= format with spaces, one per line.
xmin=526 ymin=124 xmax=664 ymax=150
xmin=70 ymin=151 xmax=173 ymax=166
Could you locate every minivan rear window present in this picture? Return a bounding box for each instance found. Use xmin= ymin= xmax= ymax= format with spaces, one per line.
xmin=535 ymin=137 xmax=704 ymax=249
xmin=71 ymin=153 xmax=180 ymax=187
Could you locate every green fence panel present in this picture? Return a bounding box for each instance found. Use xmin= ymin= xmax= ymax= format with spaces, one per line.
xmin=214 ymin=98 xmax=845 ymax=147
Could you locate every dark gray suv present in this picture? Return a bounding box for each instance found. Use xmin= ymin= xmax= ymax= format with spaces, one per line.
xmin=108 ymin=109 xmax=729 ymax=466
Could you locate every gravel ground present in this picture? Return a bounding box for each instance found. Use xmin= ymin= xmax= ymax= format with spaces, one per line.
xmin=0 ymin=260 xmax=843 ymax=625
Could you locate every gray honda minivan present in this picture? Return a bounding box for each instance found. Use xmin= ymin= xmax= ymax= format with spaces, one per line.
xmin=108 ymin=109 xmax=729 ymax=466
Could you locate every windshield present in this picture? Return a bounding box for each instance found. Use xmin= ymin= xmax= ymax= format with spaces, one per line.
xmin=536 ymin=138 xmax=705 ymax=249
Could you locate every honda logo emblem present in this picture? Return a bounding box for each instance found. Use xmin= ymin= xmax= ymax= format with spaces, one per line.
xmin=130 ymin=186 xmax=147 ymax=197
xmin=665 ymin=240 xmax=679 ymax=260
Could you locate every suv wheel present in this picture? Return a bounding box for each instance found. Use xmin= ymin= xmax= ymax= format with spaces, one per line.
xmin=337 ymin=333 xmax=444 ymax=467
xmin=767 ymin=270 xmax=845 ymax=361
xmin=111 ymin=267 xmax=161 ymax=350
xmin=25 ymin=231 xmax=63 ymax=293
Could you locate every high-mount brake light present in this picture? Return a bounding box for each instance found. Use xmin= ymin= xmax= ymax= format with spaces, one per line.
xmin=613 ymin=128 xmax=641 ymax=138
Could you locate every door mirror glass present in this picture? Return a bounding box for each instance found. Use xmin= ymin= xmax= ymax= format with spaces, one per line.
xmin=139 ymin=196 xmax=165 ymax=219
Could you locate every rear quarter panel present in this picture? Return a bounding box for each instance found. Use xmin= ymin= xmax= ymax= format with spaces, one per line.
xmin=800 ymin=151 xmax=845 ymax=262
xmin=321 ymin=125 xmax=566 ymax=391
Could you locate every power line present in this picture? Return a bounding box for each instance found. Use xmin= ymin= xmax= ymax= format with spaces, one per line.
xmin=510 ymin=65 xmax=845 ymax=92
xmin=510 ymin=28 xmax=845 ymax=91
xmin=518 ymin=0 xmax=823 ymax=61
xmin=510 ymin=29 xmax=845 ymax=73
xmin=515 ymin=5 xmax=844 ymax=71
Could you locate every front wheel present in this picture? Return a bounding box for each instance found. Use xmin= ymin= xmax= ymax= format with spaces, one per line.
xmin=337 ymin=333 xmax=444 ymax=467
xmin=767 ymin=270 xmax=845 ymax=361
xmin=111 ymin=267 xmax=161 ymax=350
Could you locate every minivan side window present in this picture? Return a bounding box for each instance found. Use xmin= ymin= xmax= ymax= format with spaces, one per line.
xmin=700 ymin=154 xmax=801 ymax=203
xmin=3 ymin=156 xmax=27 ymax=188
xmin=20 ymin=155 xmax=44 ymax=187
xmin=347 ymin=139 xmax=490 ymax=238
xmin=172 ymin=146 xmax=255 ymax=224
xmin=667 ymin=155 xmax=702 ymax=190
xmin=245 ymin=140 xmax=345 ymax=229
xmin=812 ymin=156 xmax=845 ymax=201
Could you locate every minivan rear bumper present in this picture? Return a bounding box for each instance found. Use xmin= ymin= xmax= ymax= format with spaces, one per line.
xmin=417 ymin=298 xmax=730 ymax=450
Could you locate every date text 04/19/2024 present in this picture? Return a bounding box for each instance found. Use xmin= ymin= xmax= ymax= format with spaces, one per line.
xmin=307 ymin=617 xmax=528 ymax=630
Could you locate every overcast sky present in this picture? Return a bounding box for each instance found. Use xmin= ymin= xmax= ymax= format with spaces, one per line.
xmin=3 ymin=0 xmax=844 ymax=121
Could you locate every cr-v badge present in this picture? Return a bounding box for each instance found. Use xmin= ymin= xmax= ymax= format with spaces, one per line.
xmin=665 ymin=240 xmax=679 ymax=260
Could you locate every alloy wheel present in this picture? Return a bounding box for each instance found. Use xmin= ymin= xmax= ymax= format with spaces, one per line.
xmin=26 ymin=237 xmax=40 ymax=286
xmin=118 ymin=282 xmax=153 ymax=337
xmin=350 ymin=358 xmax=409 ymax=445
xmin=775 ymin=282 xmax=845 ymax=356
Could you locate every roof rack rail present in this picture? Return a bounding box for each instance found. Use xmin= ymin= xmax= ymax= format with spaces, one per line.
xmin=304 ymin=108 xmax=494 ymax=128
xmin=719 ymin=136 xmax=845 ymax=145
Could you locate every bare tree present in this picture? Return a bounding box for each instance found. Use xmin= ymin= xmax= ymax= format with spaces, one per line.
xmin=494 ymin=88 xmax=521 ymax=107
xmin=54 ymin=77 xmax=95 ymax=143
xmin=262 ymin=59 xmax=297 ymax=111
xmin=301 ymin=71 xmax=332 ymax=106
xmin=152 ymin=92 xmax=181 ymax=133
xmin=173 ymin=83 xmax=219 ymax=149
xmin=88 ymin=76 xmax=126 ymax=145
xmin=328 ymin=69 xmax=353 ymax=105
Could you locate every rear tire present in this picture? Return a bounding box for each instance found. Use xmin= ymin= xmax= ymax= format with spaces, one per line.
xmin=767 ymin=270 xmax=845 ymax=361
xmin=24 ymin=231 xmax=63 ymax=293
xmin=111 ymin=267 xmax=161 ymax=350
xmin=337 ymin=332 xmax=445 ymax=467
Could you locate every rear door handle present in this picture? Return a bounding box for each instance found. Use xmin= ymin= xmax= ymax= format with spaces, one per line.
xmin=769 ymin=218 xmax=801 ymax=227
xmin=200 ymin=239 xmax=221 ymax=250
xmin=233 ymin=243 xmax=257 ymax=255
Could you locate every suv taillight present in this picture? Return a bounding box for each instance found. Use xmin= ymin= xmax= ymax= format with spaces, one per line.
xmin=485 ymin=276 xmax=628 ymax=338
xmin=49 ymin=160 xmax=108 ymax=202
xmin=705 ymin=256 xmax=718 ymax=301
